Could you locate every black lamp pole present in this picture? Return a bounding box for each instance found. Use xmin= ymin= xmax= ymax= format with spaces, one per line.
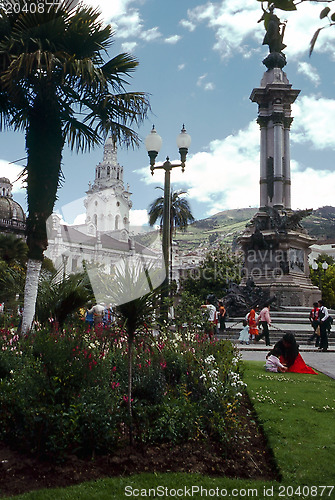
xmin=146 ymin=125 xmax=191 ymax=317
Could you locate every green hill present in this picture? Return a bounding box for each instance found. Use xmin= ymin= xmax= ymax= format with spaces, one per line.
xmin=135 ymin=206 xmax=335 ymax=253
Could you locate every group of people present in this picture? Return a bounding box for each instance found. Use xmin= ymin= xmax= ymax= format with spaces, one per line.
xmin=85 ymin=302 xmax=115 ymax=329
xmin=238 ymin=304 xmax=272 ymax=346
xmin=201 ymin=297 xmax=227 ymax=337
xmin=308 ymin=300 xmax=332 ymax=352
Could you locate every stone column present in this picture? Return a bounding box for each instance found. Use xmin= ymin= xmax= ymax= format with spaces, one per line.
xmin=283 ymin=117 xmax=293 ymax=209
xmin=273 ymin=113 xmax=284 ymax=208
xmin=257 ymin=116 xmax=269 ymax=209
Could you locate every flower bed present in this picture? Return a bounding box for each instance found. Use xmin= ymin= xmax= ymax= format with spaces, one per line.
xmin=0 ymin=326 xmax=246 ymax=459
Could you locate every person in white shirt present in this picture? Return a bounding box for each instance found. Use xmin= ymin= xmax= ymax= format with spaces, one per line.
xmin=265 ymin=347 xmax=287 ymax=372
xmin=318 ymin=300 xmax=329 ymax=352
xmin=201 ymin=298 xmax=217 ymax=338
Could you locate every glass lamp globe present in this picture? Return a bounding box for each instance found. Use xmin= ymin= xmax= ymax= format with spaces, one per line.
xmin=176 ymin=125 xmax=191 ymax=150
xmin=145 ymin=126 xmax=162 ymax=154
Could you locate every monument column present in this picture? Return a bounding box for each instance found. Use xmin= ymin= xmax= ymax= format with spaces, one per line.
xmin=238 ymin=7 xmax=321 ymax=307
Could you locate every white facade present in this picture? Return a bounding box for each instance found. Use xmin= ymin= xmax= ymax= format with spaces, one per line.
xmin=45 ymin=137 xmax=156 ymax=276
xmin=74 ymin=137 xmax=132 ymax=239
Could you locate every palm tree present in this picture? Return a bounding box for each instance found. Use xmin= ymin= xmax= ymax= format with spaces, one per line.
xmin=0 ymin=233 xmax=27 ymax=266
xmin=0 ymin=0 xmax=150 ymax=333
xmin=36 ymin=269 xmax=94 ymax=327
xmin=148 ymin=188 xmax=194 ymax=290
xmin=148 ymin=187 xmax=195 ymax=237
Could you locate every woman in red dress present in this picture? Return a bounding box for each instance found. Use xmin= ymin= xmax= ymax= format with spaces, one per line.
xmin=270 ymin=333 xmax=317 ymax=375
xmin=246 ymin=307 xmax=259 ymax=342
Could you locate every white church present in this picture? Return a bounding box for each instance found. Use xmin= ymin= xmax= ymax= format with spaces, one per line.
xmin=45 ymin=137 xmax=157 ymax=275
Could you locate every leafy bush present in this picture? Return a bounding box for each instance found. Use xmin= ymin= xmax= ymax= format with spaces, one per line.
xmin=0 ymin=325 xmax=246 ymax=459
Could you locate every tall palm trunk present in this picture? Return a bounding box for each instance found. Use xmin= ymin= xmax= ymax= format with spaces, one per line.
xmin=21 ymin=258 xmax=42 ymax=333
xmin=21 ymin=88 xmax=64 ymax=334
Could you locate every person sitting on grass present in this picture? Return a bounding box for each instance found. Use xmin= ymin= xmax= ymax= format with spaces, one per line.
xmin=265 ymin=347 xmax=287 ymax=372
xmin=270 ymin=333 xmax=317 ymax=374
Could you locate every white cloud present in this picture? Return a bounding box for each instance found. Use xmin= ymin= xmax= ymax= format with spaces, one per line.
xmin=291 ymin=164 xmax=335 ymax=210
xmin=0 ymin=160 xmax=25 ymax=193
xmin=197 ymin=73 xmax=215 ymax=91
xmin=129 ymin=209 xmax=149 ymax=226
xmin=165 ymin=35 xmax=181 ymax=45
xmin=73 ymin=213 xmax=86 ymax=225
xmin=178 ymin=63 xmax=185 ymax=71
xmin=84 ymin=0 xmax=135 ymax=22
xmin=140 ymin=27 xmax=161 ymax=42
xmin=179 ymin=19 xmax=196 ymax=32
xmin=121 ymin=41 xmax=138 ymax=53
xmin=297 ymin=62 xmax=320 ymax=86
xmin=292 ymin=95 xmax=335 ymax=149
xmin=59 ymin=197 xmax=86 ymax=225
xmin=114 ymin=10 xmax=143 ymax=39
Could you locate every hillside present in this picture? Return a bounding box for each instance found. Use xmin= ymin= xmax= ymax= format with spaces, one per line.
xmin=135 ymin=206 xmax=335 ymax=253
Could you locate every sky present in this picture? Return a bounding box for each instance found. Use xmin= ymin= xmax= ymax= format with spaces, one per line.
xmin=2 ymin=0 xmax=335 ymax=227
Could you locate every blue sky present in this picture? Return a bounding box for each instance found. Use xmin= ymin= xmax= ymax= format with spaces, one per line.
xmin=2 ymin=0 xmax=335 ymax=226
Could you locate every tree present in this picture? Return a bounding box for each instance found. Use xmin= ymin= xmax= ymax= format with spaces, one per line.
xmin=148 ymin=187 xmax=195 ymax=237
xmin=148 ymin=188 xmax=195 ymax=300
xmin=181 ymin=243 xmax=243 ymax=300
xmin=0 ymin=234 xmax=27 ymax=266
xmin=35 ymin=269 xmax=94 ymax=327
xmin=310 ymin=254 xmax=335 ymax=307
xmin=0 ymin=1 xmax=150 ymax=333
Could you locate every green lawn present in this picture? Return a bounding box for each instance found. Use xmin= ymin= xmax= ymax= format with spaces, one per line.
xmin=3 ymin=361 xmax=335 ymax=500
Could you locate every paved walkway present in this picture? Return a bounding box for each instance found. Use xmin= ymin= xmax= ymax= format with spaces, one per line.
xmin=239 ymin=345 xmax=335 ymax=379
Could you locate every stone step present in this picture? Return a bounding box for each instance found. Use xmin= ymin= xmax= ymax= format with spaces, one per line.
xmin=218 ymin=331 xmax=335 ymax=345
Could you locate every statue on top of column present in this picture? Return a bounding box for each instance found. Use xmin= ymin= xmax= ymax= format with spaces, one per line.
xmin=259 ymin=5 xmax=287 ymax=69
xmin=262 ymin=8 xmax=286 ymax=53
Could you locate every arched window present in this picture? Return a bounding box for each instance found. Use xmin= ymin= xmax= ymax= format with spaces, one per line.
xmin=107 ymin=166 xmax=110 ymax=176
xmin=94 ymin=214 xmax=97 ymax=226
xmin=115 ymin=215 xmax=120 ymax=230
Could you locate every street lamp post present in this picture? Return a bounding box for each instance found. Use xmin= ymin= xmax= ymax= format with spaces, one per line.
xmin=312 ymin=260 xmax=329 ymax=295
xmin=145 ymin=125 xmax=191 ymax=315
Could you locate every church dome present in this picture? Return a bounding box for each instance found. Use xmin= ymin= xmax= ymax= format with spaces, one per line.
xmin=0 ymin=177 xmax=26 ymax=234
xmin=0 ymin=196 xmax=25 ymax=222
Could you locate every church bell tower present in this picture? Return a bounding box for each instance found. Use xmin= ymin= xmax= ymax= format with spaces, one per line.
xmin=84 ymin=137 xmax=132 ymax=239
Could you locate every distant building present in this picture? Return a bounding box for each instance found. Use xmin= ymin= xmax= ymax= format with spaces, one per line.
xmin=0 ymin=177 xmax=26 ymax=237
xmin=309 ymin=239 xmax=335 ymax=264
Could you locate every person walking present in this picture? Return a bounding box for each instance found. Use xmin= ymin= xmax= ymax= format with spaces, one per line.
xmin=246 ymin=306 xmax=259 ymax=343
xmin=307 ymin=302 xmax=320 ymax=347
xmin=218 ymin=301 xmax=226 ymax=332
xmin=257 ymin=303 xmax=271 ymax=346
xmin=318 ymin=300 xmax=329 ymax=352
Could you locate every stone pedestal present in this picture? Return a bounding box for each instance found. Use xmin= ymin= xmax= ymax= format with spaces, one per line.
xmin=239 ymin=210 xmax=321 ymax=307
